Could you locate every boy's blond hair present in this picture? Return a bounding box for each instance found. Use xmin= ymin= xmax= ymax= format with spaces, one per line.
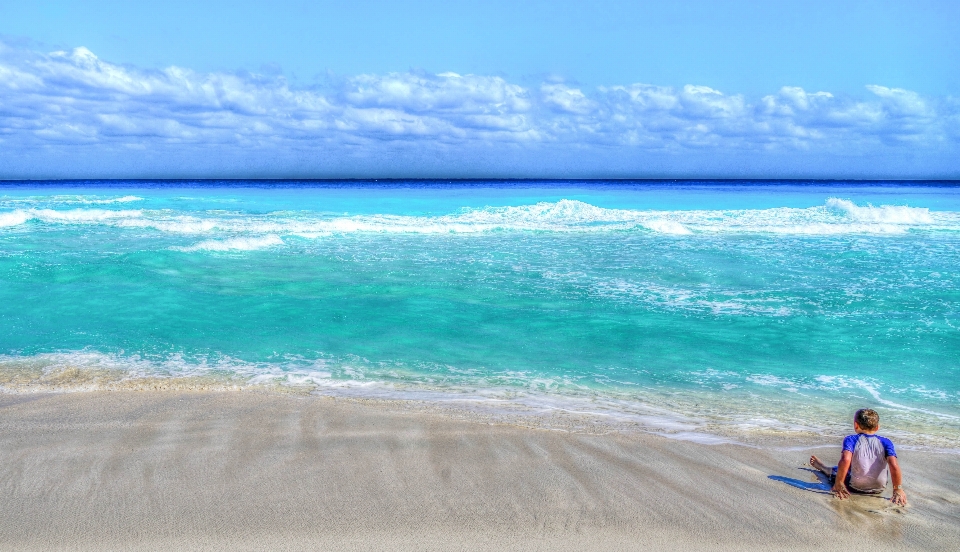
xmin=855 ymin=408 xmax=880 ymax=431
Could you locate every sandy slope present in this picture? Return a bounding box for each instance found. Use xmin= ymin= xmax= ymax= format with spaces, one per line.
xmin=1 ymin=391 xmax=958 ymax=551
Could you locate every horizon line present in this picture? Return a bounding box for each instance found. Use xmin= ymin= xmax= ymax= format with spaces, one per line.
xmin=2 ymin=177 xmax=960 ymax=186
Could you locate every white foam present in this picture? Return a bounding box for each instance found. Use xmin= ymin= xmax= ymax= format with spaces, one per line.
xmin=173 ymin=234 xmax=284 ymax=252
xmin=122 ymin=217 xmax=221 ymax=233
xmin=42 ymin=195 xmax=144 ymax=205
xmin=85 ymin=195 xmax=143 ymax=204
xmin=826 ymin=197 xmax=934 ymax=224
xmin=640 ymin=220 xmax=693 ymax=234
xmin=849 ymin=378 xmax=960 ymax=421
xmin=0 ymin=208 xmax=144 ymax=227
xmin=592 ymin=279 xmax=795 ymax=316
xmin=33 ymin=208 xmax=144 ymax=222
xmin=3 ymin=351 xmax=959 ymax=450
xmin=0 ymin=210 xmax=29 ymax=227
xmin=0 ymin=195 xmax=143 ymax=207
xmin=747 ymin=374 xmax=799 ymax=387
xmin=1 ymin=198 xmax=956 ymax=237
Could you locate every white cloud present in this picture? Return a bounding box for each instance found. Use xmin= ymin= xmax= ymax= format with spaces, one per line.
xmin=343 ymin=72 xmax=530 ymax=113
xmin=679 ymin=85 xmax=746 ymax=119
xmin=338 ymin=72 xmax=533 ymax=136
xmin=541 ymin=83 xmax=596 ymax=115
xmin=0 ymin=41 xmax=956 ymax=169
xmin=866 ymin=85 xmax=931 ymax=118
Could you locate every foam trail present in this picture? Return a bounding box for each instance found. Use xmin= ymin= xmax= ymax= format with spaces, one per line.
xmin=34 ymin=208 xmax=145 ymax=222
xmin=0 ymin=208 xmax=144 ymax=226
xmin=853 ymin=379 xmax=960 ymax=420
xmin=173 ymin=235 xmax=285 ymax=252
xmin=78 ymin=195 xmax=144 ymax=204
xmin=0 ymin=195 xmax=143 ymax=208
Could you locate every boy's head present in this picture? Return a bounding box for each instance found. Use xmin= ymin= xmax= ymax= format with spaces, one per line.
xmin=854 ymin=408 xmax=880 ymax=432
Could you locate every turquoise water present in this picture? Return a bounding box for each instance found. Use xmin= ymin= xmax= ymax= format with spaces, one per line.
xmin=2 ymin=181 xmax=958 ymax=448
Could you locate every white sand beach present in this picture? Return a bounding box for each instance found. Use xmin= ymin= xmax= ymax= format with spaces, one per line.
xmin=1 ymin=391 xmax=958 ymax=551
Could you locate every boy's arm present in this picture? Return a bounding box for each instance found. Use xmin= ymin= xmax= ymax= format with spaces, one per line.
xmin=833 ymin=450 xmax=852 ymax=499
xmin=888 ymin=456 xmax=907 ymax=506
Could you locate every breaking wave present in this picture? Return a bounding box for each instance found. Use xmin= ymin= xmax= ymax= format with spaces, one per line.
xmin=0 ymin=199 xmax=956 ymax=239
xmin=825 ymin=197 xmax=934 ymax=224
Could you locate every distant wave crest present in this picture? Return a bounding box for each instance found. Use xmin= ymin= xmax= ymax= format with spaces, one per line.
xmin=825 ymin=197 xmax=934 ymax=224
xmin=1 ymin=199 xmax=956 ymax=239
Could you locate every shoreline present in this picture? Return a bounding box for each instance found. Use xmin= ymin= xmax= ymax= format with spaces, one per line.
xmin=3 ymin=370 xmax=960 ymax=453
xmin=2 ymin=391 xmax=959 ymax=551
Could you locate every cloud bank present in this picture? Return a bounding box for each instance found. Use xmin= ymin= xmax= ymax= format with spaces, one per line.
xmin=1 ymin=42 xmax=957 ymax=178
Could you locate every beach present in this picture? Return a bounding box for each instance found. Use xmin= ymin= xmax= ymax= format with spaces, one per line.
xmin=3 ymin=181 xmax=960 ymax=550
xmin=2 ymin=1 xmax=958 ymax=547
xmin=2 ymin=391 xmax=958 ymax=551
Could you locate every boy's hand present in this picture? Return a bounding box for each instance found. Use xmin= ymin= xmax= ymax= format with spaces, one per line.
xmin=892 ymin=488 xmax=907 ymax=507
xmin=832 ymin=483 xmax=850 ymax=500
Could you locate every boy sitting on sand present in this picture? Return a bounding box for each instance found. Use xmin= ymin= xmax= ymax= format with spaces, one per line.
xmin=810 ymin=408 xmax=907 ymax=506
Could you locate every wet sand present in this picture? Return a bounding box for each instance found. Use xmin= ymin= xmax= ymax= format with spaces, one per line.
xmin=1 ymin=391 xmax=958 ymax=551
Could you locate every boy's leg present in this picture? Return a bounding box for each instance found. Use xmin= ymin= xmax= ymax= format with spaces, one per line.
xmin=811 ymin=455 xmax=853 ymax=487
xmin=809 ymin=455 xmax=834 ymax=477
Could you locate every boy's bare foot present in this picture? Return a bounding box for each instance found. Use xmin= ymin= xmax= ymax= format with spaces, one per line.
xmin=809 ymin=455 xmax=831 ymax=476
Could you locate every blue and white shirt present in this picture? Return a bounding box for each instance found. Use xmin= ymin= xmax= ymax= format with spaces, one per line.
xmin=842 ymin=433 xmax=897 ymax=493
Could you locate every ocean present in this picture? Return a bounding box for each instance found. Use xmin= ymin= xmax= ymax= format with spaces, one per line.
xmin=1 ymin=180 xmax=958 ymax=450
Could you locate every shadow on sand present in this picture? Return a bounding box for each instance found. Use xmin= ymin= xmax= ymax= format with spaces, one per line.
xmin=768 ymin=468 xmax=832 ymax=494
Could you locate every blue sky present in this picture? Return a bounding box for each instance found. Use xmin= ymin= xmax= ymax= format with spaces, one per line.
xmin=0 ymin=0 xmax=958 ymax=178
